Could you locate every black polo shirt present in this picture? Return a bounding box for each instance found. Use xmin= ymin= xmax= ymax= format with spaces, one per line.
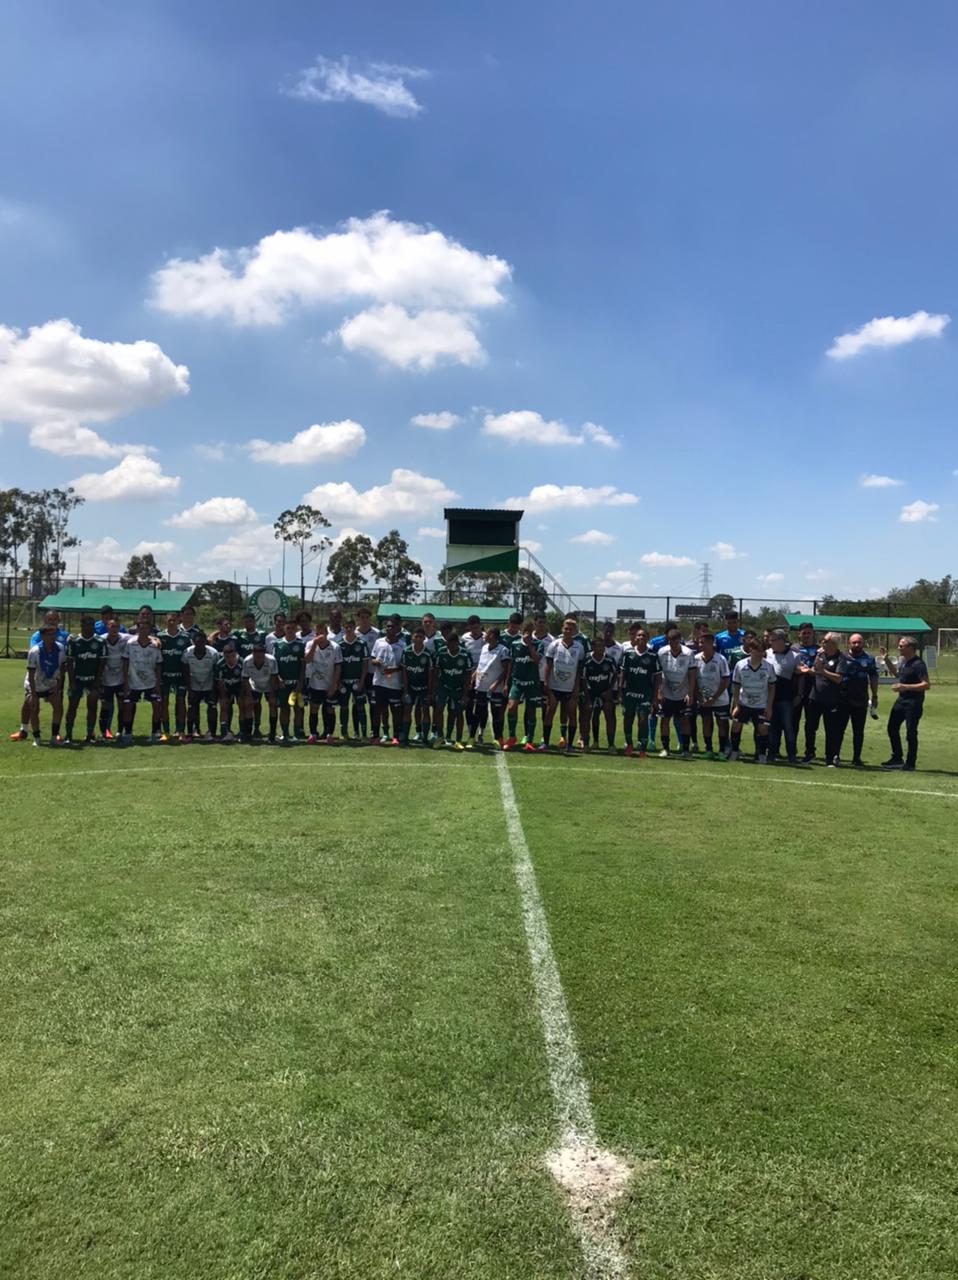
xmin=896 ymin=655 xmax=928 ymax=704
xmin=811 ymin=651 xmax=843 ymax=706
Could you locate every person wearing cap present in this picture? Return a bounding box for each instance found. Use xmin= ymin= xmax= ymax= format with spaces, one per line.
xmin=879 ymin=636 xmax=930 ymax=771
xmin=242 ymin=640 xmax=280 ymax=743
xmin=26 ymin=623 xmax=67 ymax=746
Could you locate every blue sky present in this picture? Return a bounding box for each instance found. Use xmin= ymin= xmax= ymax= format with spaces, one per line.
xmin=1 ymin=0 xmax=956 ymax=605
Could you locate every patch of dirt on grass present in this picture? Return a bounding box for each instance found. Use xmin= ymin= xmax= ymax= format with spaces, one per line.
xmin=545 ymin=1142 xmax=645 ymax=1217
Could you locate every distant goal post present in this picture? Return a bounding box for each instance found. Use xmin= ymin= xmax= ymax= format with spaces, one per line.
xmin=935 ymin=628 xmax=958 ymax=682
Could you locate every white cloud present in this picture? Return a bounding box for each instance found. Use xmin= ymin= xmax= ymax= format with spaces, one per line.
xmin=827 ymin=310 xmax=950 ymax=360
xmin=521 ymin=539 xmax=542 ymax=553
xmin=338 ymin=305 xmax=483 ymax=369
xmin=411 ymin=410 xmax=460 ymax=430
xmin=501 ymin=484 xmax=638 ymax=513
xmin=150 ymin=212 xmax=510 ymax=326
xmin=756 ymin=572 xmax=785 ymax=583
xmin=899 ymin=499 xmax=939 ymax=523
xmin=570 ymin=529 xmax=615 ymax=545
xmin=330 ymin=526 xmax=372 ymax=549
xmin=283 ymin=55 xmax=428 ymax=118
xmin=640 ymin=552 xmax=695 ymax=568
xmin=167 ymin=497 xmax=258 ymax=528
xmin=194 ymin=442 xmax=227 ymax=462
xmin=805 ymin=568 xmax=830 ymax=582
xmin=80 ymin=536 xmax=176 ymax=572
xmin=710 ymin=541 xmax=745 ymax=561
xmin=582 ymin=421 xmax=619 ymax=449
xmin=597 ymin=569 xmax=640 ymax=592
xmin=28 ymin=420 xmax=155 ymax=459
xmin=418 ymin=526 xmax=446 ymax=538
xmin=482 ymin=410 xmax=619 ymax=448
xmin=247 ymin=419 xmax=366 ymax=465
xmin=303 ymin=467 xmax=458 ymax=523
xmin=199 ymin=523 xmax=279 ymax=572
xmin=70 ymin=453 xmax=181 ymax=502
xmin=0 ymin=318 xmax=188 ymax=455
xmin=860 ymin=473 xmax=904 ymax=488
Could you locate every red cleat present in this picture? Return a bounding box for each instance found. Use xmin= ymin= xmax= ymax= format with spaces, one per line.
xmin=625 ymin=745 xmax=633 ymax=757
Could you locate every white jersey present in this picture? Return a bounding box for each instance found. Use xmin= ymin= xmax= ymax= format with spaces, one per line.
xmin=370 ymin=636 xmax=405 ymax=690
xmin=182 ymin=645 xmax=217 ymax=692
xmin=242 ymin=653 xmax=278 ymax=693
xmin=534 ymin=632 xmax=555 ymax=682
xmin=26 ymin=643 xmax=66 ymax=693
xmin=475 ymin=642 xmax=511 ymax=693
xmin=423 ymin=633 xmax=440 ymax=654
xmin=328 ymin=627 xmax=345 ymax=644
xmin=461 ymin=632 xmax=485 ymax=667
xmin=693 ymin=652 xmax=731 ymax=706
xmin=733 ymin=657 xmax=777 ymax=709
xmin=306 ymin=641 xmax=342 ymax=691
xmin=101 ymin=634 xmax=128 ymax=686
xmin=658 ymin=646 xmax=695 ymax=700
xmin=124 ymin=636 xmax=161 ymax=691
xmin=546 ymin=638 xmax=581 ymax=692
xmin=603 ymin=640 xmax=624 ymax=669
xmin=356 ymin=626 xmax=380 ymax=658
xmin=264 ymin=630 xmax=285 ymax=655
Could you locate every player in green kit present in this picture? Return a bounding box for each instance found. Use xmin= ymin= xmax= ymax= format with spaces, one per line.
xmin=63 ymin=615 xmax=105 ymax=744
xmin=432 ymin=631 xmax=473 ymax=748
xmin=336 ymin=617 xmax=369 ymax=740
xmin=158 ymin=612 xmax=190 ymax=740
xmin=619 ymin=627 xmax=660 ymax=757
xmin=504 ymin=623 xmax=544 ymax=751
xmin=401 ymin=626 xmax=434 ymax=744
xmin=215 ymin=643 xmax=245 ymax=742
xmin=230 ymin=613 xmax=265 ymax=736
xmin=579 ymin=636 xmax=618 ymax=753
xmin=272 ymin=619 xmax=307 ymax=743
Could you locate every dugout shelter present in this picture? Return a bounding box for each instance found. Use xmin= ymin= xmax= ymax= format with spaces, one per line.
xmin=38 ymin=587 xmax=195 ymax=622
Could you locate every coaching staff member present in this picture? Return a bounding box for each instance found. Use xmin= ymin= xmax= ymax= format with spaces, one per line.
xmin=879 ymin=636 xmax=930 ymax=771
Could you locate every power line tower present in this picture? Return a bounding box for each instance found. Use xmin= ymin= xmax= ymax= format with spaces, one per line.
xmin=698 ymin=562 xmax=712 ymax=601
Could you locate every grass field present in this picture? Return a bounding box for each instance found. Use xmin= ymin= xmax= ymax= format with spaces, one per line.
xmin=1 ymin=662 xmax=956 ymax=1279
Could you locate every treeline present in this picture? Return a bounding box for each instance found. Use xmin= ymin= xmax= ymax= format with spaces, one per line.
xmin=0 ymin=487 xmax=84 ymax=596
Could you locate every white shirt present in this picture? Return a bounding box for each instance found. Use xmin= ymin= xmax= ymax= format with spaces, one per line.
xmin=534 ymin=632 xmax=555 ymax=682
xmin=475 ymin=642 xmax=510 ymax=693
xmin=658 ymin=646 xmax=695 ymax=700
xmin=328 ymin=627 xmax=345 ymax=644
xmin=765 ymin=648 xmax=800 ymax=684
xmin=243 ymin=653 xmax=278 ymax=693
xmin=546 ymin=639 xmax=581 ymax=691
xmin=182 ymin=645 xmax=217 ymax=692
xmin=693 ymin=652 xmax=731 ymax=706
xmin=101 ymin=633 xmax=128 ymax=686
xmin=306 ymin=641 xmax=342 ymax=691
xmin=603 ymin=640 xmax=624 ymax=669
xmin=356 ymin=625 xmax=380 ymax=657
xmin=733 ymin=657 xmax=777 ymax=709
xmin=124 ymin=636 xmax=162 ymax=691
xmin=461 ymin=631 xmax=485 ymax=667
xmin=370 ymin=636 xmax=405 ymax=689
xmin=264 ymin=630 xmax=285 ymax=655
xmin=26 ymin=643 xmax=66 ymax=693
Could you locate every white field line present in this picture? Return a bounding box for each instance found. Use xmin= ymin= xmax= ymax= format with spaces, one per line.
xmin=494 ymin=752 xmax=631 ymax=1279
xmin=2 ymin=752 xmax=956 ymax=801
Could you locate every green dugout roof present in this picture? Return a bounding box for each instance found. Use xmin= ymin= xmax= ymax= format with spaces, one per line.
xmin=376 ymin=602 xmax=513 ymax=625
xmin=39 ymin=587 xmax=195 ymax=614
xmin=784 ymin=614 xmax=931 ymax=633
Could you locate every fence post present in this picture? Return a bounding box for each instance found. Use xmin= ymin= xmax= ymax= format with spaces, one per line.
xmin=666 ymin=596 xmax=670 ymax=622
xmin=593 ymin=594 xmax=598 ymax=627
xmin=738 ymin=597 xmax=743 ymax=617
xmin=4 ymin=577 xmax=11 ymax=658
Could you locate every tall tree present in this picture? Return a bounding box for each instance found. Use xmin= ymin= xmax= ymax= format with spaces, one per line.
xmin=121 ymin=553 xmax=165 ymax=589
xmin=372 ymin=530 xmax=421 ymax=603
xmin=196 ymin=579 xmax=245 ymax=614
xmin=0 ymin=487 xmax=84 ymax=594
xmin=708 ymin=593 xmax=737 ymax=619
xmin=273 ymin=504 xmax=331 ymax=605
xmin=325 ymin=534 xmax=374 ymax=602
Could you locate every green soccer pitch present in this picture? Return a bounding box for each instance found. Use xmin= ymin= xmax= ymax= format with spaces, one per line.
xmin=1 ymin=662 xmax=956 ymax=1280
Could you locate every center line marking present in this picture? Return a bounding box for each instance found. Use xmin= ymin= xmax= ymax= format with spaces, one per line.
xmin=495 ymin=752 xmax=631 ymax=1278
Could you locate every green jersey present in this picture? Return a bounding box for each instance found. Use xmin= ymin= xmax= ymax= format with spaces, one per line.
xmin=510 ymin=638 xmax=544 ymax=687
xmin=67 ymin=635 xmax=104 ymax=684
xmin=216 ymin=656 xmax=244 ymax=692
xmin=273 ymin=637 xmax=306 ymax=685
xmin=583 ymin=655 xmax=616 ymax=697
xmin=231 ymin=627 xmax=263 ymax=659
xmin=402 ymin=646 xmax=433 ymax=689
xmin=338 ymin=637 xmax=367 ymax=683
xmin=501 ymin=631 xmax=526 ymax=662
xmin=435 ymin=648 xmax=472 ymax=693
xmin=621 ymin=648 xmax=660 ymax=697
xmin=159 ymin=630 xmax=191 ymax=678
